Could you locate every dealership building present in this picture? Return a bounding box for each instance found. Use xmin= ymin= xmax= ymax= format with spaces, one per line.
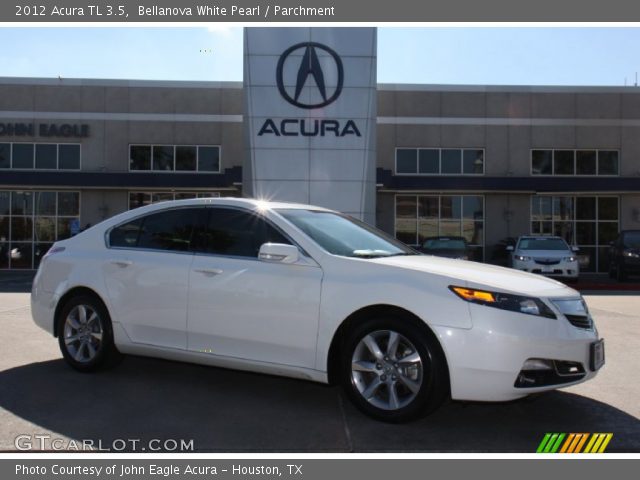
xmin=1 ymin=27 xmax=640 ymax=271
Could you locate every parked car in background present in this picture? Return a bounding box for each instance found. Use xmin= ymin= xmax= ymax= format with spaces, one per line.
xmin=489 ymin=237 xmax=517 ymax=266
xmin=608 ymin=230 xmax=640 ymax=281
xmin=419 ymin=236 xmax=470 ymax=260
xmin=32 ymin=199 xmax=602 ymax=422
xmin=508 ymin=235 xmax=579 ymax=281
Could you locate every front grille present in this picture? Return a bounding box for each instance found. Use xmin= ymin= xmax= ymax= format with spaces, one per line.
xmin=535 ymin=259 xmax=561 ymax=265
xmin=565 ymin=314 xmax=593 ymax=329
xmin=532 ymin=269 xmax=563 ymax=274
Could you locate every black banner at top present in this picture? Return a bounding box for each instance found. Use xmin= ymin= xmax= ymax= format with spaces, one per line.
xmin=5 ymin=0 xmax=640 ymax=22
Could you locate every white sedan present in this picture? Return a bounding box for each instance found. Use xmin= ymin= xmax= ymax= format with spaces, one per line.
xmin=31 ymin=198 xmax=604 ymax=422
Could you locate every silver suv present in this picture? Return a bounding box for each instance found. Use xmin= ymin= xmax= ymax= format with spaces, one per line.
xmin=508 ymin=235 xmax=579 ymax=281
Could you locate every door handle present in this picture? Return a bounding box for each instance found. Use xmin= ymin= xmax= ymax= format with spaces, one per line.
xmin=110 ymin=259 xmax=133 ymax=268
xmin=193 ymin=268 xmax=223 ymax=276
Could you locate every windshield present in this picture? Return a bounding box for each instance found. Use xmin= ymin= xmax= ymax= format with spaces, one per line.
xmin=423 ymin=238 xmax=466 ymax=250
xmin=276 ymin=209 xmax=417 ymax=258
xmin=518 ymin=238 xmax=570 ymax=251
xmin=624 ymin=232 xmax=640 ymax=248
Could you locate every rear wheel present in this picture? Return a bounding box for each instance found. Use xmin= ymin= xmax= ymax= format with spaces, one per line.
xmin=340 ymin=316 xmax=448 ymax=422
xmin=57 ymin=294 xmax=121 ymax=372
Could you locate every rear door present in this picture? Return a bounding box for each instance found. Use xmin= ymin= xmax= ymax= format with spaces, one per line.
xmin=103 ymin=206 xmax=205 ymax=349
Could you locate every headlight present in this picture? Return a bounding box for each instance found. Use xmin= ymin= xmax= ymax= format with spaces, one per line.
xmin=623 ymin=250 xmax=639 ymax=258
xmin=563 ymin=256 xmax=577 ymax=262
xmin=552 ymin=298 xmax=589 ymax=316
xmin=514 ymin=255 xmax=531 ymax=261
xmin=449 ymin=286 xmax=556 ymax=319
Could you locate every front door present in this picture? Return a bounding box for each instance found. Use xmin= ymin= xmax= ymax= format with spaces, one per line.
xmin=187 ymin=207 xmax=323 ymax=368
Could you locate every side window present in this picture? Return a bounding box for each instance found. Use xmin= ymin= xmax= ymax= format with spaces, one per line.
xmin=109 ymin=208 xmax=202 ymax=252
xmin=137 ymin=208 xmax=201 ymax=251
xmin=109 ymin=218 xmax=144 ymax=248
xmin=195 ymin=208 xmax=290 ymax=257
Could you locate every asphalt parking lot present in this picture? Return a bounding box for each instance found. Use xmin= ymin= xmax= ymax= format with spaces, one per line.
xmin=0 ymin=274 xmax=638 ymax=452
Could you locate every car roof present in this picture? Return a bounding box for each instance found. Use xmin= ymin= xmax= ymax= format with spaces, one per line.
xmin=128 ymin=197 xmax=334 ymax=214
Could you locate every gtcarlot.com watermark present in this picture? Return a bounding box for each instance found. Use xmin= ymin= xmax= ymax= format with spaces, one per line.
xmin=15 ymin=434 xmax=194 ymax=451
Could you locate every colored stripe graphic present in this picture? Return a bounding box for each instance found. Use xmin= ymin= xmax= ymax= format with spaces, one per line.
xmin=574 ymin=433 xmax=589 ymax=453
xmin=537 ymin=433 xmax=613 ymax=453
xmin=559 ymin=433 xmax=575 ymax=453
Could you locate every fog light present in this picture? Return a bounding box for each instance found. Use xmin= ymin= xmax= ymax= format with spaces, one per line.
xmin=522 ymin=358 xmax=554 ymax=371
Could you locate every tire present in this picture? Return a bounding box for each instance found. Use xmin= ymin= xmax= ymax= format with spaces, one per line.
xmin=339 ymin=316 xmax=449 ymax=423
xmin=57 ymin=294 xmax=122 ymax=372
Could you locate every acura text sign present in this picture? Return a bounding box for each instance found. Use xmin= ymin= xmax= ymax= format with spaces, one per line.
xmin=243 ymin=28 xmax=377 ymax=223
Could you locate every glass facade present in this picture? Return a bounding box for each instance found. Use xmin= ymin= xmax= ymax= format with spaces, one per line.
xmin=531 ymin=149 xmax=619 ymax=176
xmin=0 ymin=190 xmax=80 ymax=269
xmin=531 ymin=195 xmax=619 ymax=272
xmin=0 ymin=143 xmax=80 ymax=170
xmin=395 ymin=195 xmax=485 ymax=261
xmin=129 ymin=145 xmax=221 ymax=172
xmin=128 ymin=191 xmax=221 ymax=210
xmin=396 ymin=148 xmax=484 ymax=175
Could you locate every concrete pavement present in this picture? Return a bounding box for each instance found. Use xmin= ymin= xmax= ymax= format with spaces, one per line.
xmin=0 ymin=289 xmax=638 ymax=452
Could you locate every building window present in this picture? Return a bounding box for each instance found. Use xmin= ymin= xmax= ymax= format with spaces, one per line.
xmin=531 ymin=195 xmax=618 ymax=273
xmin=395 ymin=194 xmax=485 ymax=261
xmin=0 ymin=143 xmax=81 ymax=170
xmin=129 ymin=144 xmax=221 ymax=173
xmin=395 ymin=148 xmax=484 ymax=175
xmin=0 ymin=190 xmax=80 ymax=270
xmin=531 ymin=149 xmax=619 ymax=176
xmin=152 ymin=145 xmax=175 ymax=171
xmin=128 ymin=191 xmax=221 ymax=210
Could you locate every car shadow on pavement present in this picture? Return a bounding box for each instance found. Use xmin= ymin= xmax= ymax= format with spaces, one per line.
xmin=0 ymin=356 xmax=638 ymax=453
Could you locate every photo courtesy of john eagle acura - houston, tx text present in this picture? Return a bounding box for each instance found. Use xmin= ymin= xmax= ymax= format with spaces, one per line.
xmin=31 ymin=197 xmax=604 ymax=422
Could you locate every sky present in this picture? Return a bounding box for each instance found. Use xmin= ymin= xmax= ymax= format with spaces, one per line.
xmin=1 ymin=26 xmax=640 ymax=86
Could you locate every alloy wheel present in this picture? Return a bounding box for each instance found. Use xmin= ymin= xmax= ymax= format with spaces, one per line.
xmin=350 ymin=329 xmax=424 ymax=411
xmin=62 ymin=304 xmax=103 ymax=363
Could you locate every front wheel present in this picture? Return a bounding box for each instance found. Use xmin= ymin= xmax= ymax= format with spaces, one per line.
xmin=340 ymin=317 xmax=448 ymax=422
xmin=57 ymin=294 xmax=121 ymax=372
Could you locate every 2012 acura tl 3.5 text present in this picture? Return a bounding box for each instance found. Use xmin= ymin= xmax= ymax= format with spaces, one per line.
xmin=31 ymin=198 xmax=604 ymax=422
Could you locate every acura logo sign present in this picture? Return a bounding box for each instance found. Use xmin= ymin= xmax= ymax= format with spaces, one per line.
xmin=276 ymin=42 xmax=344 ymax=109
xmin=258 ymin=41 xmax=360 ymax=137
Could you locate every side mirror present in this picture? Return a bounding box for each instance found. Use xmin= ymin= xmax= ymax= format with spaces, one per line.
xmin=258 ymin=243 xmax=299 ymax=264
xmin=572 ymin=246 xmax=580 ymax=252
xmin=506 ymin=245 xmax=514 ymax=252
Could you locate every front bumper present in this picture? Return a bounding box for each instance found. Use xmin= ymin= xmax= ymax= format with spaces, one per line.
xmin=433 ymin=301 xmax=600 ymax=402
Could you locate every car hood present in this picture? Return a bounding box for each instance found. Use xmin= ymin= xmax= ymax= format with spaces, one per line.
xmin=371 ymin=255 xmax=577 ymax=298
xmin=422 ymin=249 xmax=467 ymax=258
xmin=515 ymin=250 xmax=572 ymax=258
